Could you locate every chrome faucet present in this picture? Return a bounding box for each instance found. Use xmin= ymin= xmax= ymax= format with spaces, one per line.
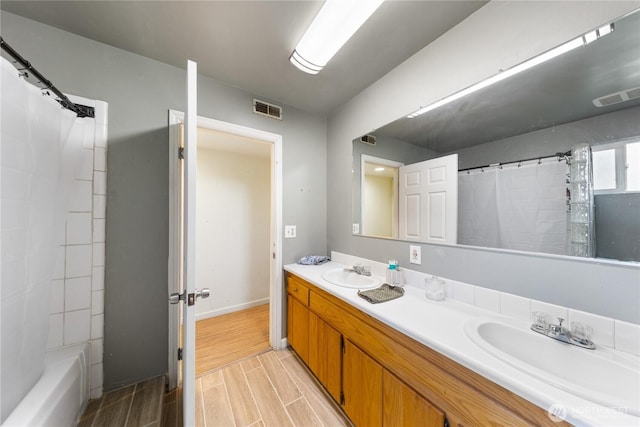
xmin=531 ymin=315 xmax=595 ymax=350
xmin=344 ymin=265 xmax=371 ymax=276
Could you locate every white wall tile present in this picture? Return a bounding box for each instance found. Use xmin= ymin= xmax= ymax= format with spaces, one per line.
xmin=64 ymin=309 xmax=91 ymax=345
xmin=568 ymin=309 xmax=615 ymax=348
xmin=93 ymin=195 xmax=106 ymax=219
xmin=47 ymin=313 xmax=63 ymax=349
xmin=452 ymin=281 xmax=475 ymax=305
xmin=50 ymin=279 xmax=64 ymax=314
xmin=94 ymin=101 xmax=108 ymax=126
xmin=93 ymin=218 xmax=105 ymax=243
xmin=91 ymin=363 xmax=103 ymax=393
xmin=91 ymin=314 xmax=104 ymax=340
xmin=615 ymin=320 xmax=640 ymax=356
xmin=65 ymin=244 xmax=92 ymax=278
xmin=68 ymin=180 xmax=92 ymax=212
xmin=65 ymin=277 xmax=92 ymax=311
xmin=93 ymin=171 xmax=106 ymax=195
xmin=94 ymin=148 xmax=106 ymax=172
xmin=531 ymin=300 xmax=568 ymax=326
xmin=92 ymin=266 xmax=105 ymax=291
xmin=92 ymin=242 xmax=105 ymax=267
xmin=92 ymin=290 xmax=104 ymax=315
xmin=500 ymin=293 xmax=531 ymax=322
xmin=66 ymin=213 xmax=92 ymax=245
xmin=475 ymin=287 xmax=501 ymax=313
xmin=91 ymin=338 xmax=103 ymax=365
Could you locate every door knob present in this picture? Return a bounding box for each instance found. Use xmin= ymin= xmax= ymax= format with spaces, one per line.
xmin=169 ymin=292 xmax=185 ymax=304
xmin=196 ymin=288 xmax=210 ymax=299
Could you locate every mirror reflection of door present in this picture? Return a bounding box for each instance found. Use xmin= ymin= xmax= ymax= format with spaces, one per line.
xmin=361 ymin=156 xmax=403 ymax=238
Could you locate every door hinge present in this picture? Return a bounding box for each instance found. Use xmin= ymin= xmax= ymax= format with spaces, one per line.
xmin=177 ymin=347 xmax=183 ymax=361
xmin=443 ymin=417 xmax=449 ymax=427
xmin=178 ymin=147 xmax=184 ymax=159
xmin=340 ymin=391 xmax=345 ymax=406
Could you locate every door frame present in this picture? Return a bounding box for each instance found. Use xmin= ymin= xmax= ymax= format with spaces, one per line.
xmin=167 ymin=110 xmax=284 ymax=389
xmin=360 ymin=155 xmax=403 ymax=238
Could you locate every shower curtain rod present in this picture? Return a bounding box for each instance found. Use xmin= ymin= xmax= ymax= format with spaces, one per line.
xmin=1 ymin=37 xmax=94 ymax=118
xmin=459 ymin=150 xmax=572 ymax=173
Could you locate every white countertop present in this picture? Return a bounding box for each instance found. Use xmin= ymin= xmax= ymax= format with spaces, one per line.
xmin=284 ymin=261 xmax=640 ymax=427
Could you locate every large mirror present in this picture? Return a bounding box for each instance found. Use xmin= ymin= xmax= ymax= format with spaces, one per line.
xmin=352 ymin=9 xmax=640 ymax=263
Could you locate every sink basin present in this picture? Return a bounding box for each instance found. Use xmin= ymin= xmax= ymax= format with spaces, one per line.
xmin=321 ymin=268 xmax=381 ymax=289
xmin=465 ymin=318 xmax=640 ymax=416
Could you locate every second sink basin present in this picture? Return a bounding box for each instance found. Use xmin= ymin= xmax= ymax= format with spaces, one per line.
xmin=464 ymin=318 xmax=640 ymax=417
xmin=321 ymin=268 xmax=381 ymax=289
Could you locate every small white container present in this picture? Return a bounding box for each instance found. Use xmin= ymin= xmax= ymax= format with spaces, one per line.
xmin=425 ymin=276 xmax=446 ymax=301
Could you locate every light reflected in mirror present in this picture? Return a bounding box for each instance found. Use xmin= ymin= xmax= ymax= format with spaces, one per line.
xmin=352 ymin=9 xmax=640 ymax=263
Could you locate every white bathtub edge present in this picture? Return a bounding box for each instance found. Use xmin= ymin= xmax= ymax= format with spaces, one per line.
xmin=2 ymin=342 xmax=90 ymax=427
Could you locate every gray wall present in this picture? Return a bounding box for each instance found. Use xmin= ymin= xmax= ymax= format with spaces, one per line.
xmin=1 ymin=12 xmax=327 ymax=390
xmin=595 ymin=193 xmax=640 ymax=262
xmin=328 ymin=1 xmax=640 ymax=324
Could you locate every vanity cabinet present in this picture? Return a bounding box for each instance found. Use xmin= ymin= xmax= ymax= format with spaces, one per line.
xmin=343 ymin=338 xmax=383 ymax=427
xmin=285 ymin=271 xmax=568 ymax=427
xmin=308 ymin=312 xmax=342 ymax=402
xmin=286 ymin=276 xmax=310 ymax=364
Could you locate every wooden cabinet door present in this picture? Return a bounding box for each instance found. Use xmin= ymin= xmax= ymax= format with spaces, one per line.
xmin=308 ymin=311 xmax=342 ymax=402
xmin=383 ymin=370 xmax=444 ymax=427
xmin=287 ymin=294 xmax=309 ymax=363
xmin=343 ymin=339 xmax=383 ymax=427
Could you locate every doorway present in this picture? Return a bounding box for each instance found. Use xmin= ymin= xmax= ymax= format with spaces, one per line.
xmin=167 ymin=111 xmax=283 ymax=389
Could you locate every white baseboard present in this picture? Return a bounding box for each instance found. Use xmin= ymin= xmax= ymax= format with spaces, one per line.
xmin=195 ymin=298 xmax=269 ymax=321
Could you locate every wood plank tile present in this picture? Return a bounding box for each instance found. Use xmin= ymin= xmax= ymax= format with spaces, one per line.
xmin=200 ymin=370 xmax=223 ymax=390
xmin=280 ymin=354 xmax=350 ymax=427
xmin=258 ymin=351 xmax=301 ymax=405
xmin=223 ymin=363 xmax=261 ymax=426
xmin=93 ymin=396 xmax=132 ymax=427
xmin=276 ymin=348 xmax=293 ymax=359
xmin=285 ymin=398 xmax=323 ymax=427
xmin=103 ymin=384 xmax=135 ymax=407
xmin=126 ymin=376 xmax=164 ymax=426
xmin=245 ymin=367 xmax=293 ymax=427
xmin=195 ymin=378 xmax=205 ymax=427
xmin=241 ymin=356 xmax=262 ymax=373
xmin=202 ymin=383 xmax=235 ymax=427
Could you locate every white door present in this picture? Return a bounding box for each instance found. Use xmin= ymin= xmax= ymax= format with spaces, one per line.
xmin=168 ymin=60 xmax=209 ymax=426
xmin=399 ymin=154 xmax=458 ymax=243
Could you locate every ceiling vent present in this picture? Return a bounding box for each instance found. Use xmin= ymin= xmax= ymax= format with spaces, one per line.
xmin=253 ymin=99 xmax=282 ymax=120
xmin=593 ymin=86 xmax=640 ymax=107
xmin=360 ymin=134 xmax=377 ymax=146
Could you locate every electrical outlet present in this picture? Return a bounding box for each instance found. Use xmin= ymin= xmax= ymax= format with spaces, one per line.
xmin=284 ymin=225 xmax=296 ymax=238
xmin=353 ymin=223 xmax=360 ymax=234
xmin=410 ymin=245 xmax=421 ymax=265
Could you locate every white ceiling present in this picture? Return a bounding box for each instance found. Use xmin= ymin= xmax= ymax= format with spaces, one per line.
xmin=0 ymin=0 xmax=487 ymax=115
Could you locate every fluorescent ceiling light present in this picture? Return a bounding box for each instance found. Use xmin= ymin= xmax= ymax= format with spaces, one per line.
xmin=407 ymin=23 xmax=615 ymax=118
xmin=374 ymin=167 xmax=385 ymax=172
xmin=290 ymin=0 xmax=384 ymax=75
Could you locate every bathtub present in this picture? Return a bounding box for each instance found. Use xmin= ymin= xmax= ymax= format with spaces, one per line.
xmin=1 ymin=343 xmax=90 ymax=427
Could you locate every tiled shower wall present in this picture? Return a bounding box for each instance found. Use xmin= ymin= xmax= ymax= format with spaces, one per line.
xmin=47 ymin=98 xmax=107 ymax=399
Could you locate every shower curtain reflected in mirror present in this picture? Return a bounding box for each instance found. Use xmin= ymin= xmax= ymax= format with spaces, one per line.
xmin=0 ymin=57 xmax=84 ymax=422
xmin=459 ymin=158 xmax=570 ymax=255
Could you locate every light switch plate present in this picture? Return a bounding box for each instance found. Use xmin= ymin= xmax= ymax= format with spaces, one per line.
xmin=410 ymin=245 xmax=421 ymax=265
xmin=285 ymin=225 xmax=296 ymax=238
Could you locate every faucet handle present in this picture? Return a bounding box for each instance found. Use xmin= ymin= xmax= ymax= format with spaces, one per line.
xmin=557 ymin=317 xmax=565 ymax=327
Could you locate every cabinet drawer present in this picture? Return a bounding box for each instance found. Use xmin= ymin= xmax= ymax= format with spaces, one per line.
xmin=287 ymin=274 xmax=311 ymax=305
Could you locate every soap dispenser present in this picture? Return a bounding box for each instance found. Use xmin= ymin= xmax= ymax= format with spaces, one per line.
xmin=386 ymin=259 xmax=404 ymax=286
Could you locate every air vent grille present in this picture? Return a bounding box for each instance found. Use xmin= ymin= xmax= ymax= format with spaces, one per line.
xmin=253 ymin=99 xmax=282 ymax=120
xmin=593 ymin=86 xmax=640 ymax=107
xmin=360 ymin=134 xmax=377 ymax=146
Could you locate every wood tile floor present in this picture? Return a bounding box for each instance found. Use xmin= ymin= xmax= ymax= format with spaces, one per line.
xmin=162 ymin=349 xmax=351 ymax=427
xmin=78 ymin=375 xmax=165 ymax=427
